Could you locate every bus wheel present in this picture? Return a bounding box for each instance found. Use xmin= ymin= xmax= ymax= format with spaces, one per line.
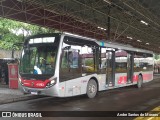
xmin=86 ymin=79 xmax=97 ymax=98
xmin=137 ymin=75 xmax=143 ymax=88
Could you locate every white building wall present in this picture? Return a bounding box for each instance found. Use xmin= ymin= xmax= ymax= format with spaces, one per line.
xmin=0 ymin=49 xmax=21 ymax=58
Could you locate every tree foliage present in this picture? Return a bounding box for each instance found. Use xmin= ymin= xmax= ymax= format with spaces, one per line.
xmin=0 ymin=18 xmax=56 ymax=50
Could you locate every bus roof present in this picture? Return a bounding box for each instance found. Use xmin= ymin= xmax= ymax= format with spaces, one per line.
xmin=24 ymin=32 xmax=153 ymax=54
xmin=63 ymin=32 xmax=153 ymax=54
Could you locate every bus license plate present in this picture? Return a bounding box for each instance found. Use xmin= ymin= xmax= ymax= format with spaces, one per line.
xmin=31 ymin=91 xmax=38 ymax=95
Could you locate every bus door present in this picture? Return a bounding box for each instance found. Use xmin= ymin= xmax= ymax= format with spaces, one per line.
xmin=127 ymin=52 xmax=134 ymax=83
xmin=106 ymin=50 xmax=115 ymax=87
xmin=60 ymin=46 xmax=82 ymax=96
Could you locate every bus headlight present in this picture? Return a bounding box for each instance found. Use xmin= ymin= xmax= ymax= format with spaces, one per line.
xmin=46 ymin=77 xmax=57 ymax=88
xmin=50 ymin=80 xmax=56 ymax=84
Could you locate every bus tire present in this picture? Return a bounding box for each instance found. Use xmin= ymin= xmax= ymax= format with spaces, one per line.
xmin=23 ymin=92 xmax=28 ymax=95
xmin=137 ymin=75 xmax=143 ymax=88
xmin=86 ymin=79 xmax=98 ymax=98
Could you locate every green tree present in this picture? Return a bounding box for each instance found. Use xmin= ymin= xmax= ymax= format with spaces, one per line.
xmin=154 ymin=54 xmax=160 ymax=60
xmin=0 ymin=18 xmax=56 ymax=50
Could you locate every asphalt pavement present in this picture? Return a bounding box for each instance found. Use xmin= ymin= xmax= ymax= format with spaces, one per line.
xmin=0 ymin=75 xmax=159 ymax=120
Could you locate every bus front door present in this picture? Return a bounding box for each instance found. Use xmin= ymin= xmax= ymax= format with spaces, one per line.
xmin=106 ymin=50 xmax=115 ymax=87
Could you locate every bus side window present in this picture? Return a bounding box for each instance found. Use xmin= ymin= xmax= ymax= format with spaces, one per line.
xmin=60 ymin=47 xmax=81 ymax=81
xmin=61 ymin=51 xmax=68 ymax=68
xmin=70 ymin=50 xmax=79 ymax=68
xmin=61 ymin=50 xmax=79 ymax=69
xmin=68 ymin=51 xmax=73 ymax=68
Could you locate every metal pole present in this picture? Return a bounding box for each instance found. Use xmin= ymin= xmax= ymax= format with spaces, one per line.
xmin=107 ymin=6 xmax=111 ymax=40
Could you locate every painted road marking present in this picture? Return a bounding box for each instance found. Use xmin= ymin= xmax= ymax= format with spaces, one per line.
xmin=134 ymin=106 xmax=160 ymax=120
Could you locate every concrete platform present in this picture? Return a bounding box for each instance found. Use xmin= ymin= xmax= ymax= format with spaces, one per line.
xmin=0 ymin=86 xmax=41 ymax=105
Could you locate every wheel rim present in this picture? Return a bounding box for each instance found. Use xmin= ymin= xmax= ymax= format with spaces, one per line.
xmin=89 ymin=84 xmax=96 ymax=94
xmin=87 ymin=80 xmax=97 ymax=98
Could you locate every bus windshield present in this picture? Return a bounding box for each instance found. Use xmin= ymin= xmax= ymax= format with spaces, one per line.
xmin=19 ymin=36 xmax=59 ymax=79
